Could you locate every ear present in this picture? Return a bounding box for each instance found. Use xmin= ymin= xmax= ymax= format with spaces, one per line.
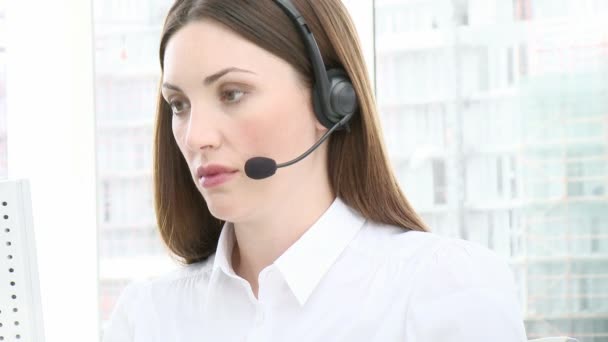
xmin=303 ymin=87 xmax=327 ymax=133
xmin=314 ymin=119 xmax=328 ymax=133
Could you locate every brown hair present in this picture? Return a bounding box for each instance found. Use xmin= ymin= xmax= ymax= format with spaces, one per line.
xmin=154 ymin=0 xmax=428 ymax=265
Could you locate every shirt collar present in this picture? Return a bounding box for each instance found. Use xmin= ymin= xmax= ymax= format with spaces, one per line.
xmin=212 ymin=220 xmax=239 ymax=279
xmin=274 ymin=197 xmax=366 ymax=306
xmin=212 ymin=197 xmax=366 ymax=306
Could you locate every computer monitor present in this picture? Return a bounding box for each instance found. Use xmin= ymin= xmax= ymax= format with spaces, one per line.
xmin=0 ymin=179 xmax=45 ymax=342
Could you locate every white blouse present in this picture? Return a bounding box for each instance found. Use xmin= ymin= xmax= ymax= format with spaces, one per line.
xmin=102 ymin=197 xmax=527 ymax=341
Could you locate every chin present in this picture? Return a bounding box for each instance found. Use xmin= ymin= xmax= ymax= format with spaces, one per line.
xmin=205 ymin=196 xmax=243 ymax=222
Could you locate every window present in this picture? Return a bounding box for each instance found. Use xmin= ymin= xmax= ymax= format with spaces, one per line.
xmin=454 ymin=0 xmax=469 ymax=26
xmin=497 ymin=156 xmax=504 ymax=197
xmin=519 ymin=44 xmax=528 ymax=77
xmin=93 ymin=0 xmax=174 ymax=324
xmin=375 ymin=0 xmax=608 ymax=339
xmin=579 ymin=278 xmax=589 ymax=311
xmin=507 ymin=47 xmax=515 ymax=85
xmin=514 ymin=0 xmax=533 ymax=20
xmin=590 ymin=217 xmax=600 ymax=253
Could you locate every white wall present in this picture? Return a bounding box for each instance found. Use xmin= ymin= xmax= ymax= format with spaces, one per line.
xmin=6 ymin=0 xmax=99 ymax=340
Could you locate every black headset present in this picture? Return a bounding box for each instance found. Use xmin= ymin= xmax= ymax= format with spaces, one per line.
xmin=272 ymin=0 xmax=359 ymax=130
xmin=244 ymin=0 xmax=360 ymax=179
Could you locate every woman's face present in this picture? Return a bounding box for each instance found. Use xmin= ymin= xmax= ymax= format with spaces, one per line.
xmin=162 ymin=20 xmax=327 ymax=222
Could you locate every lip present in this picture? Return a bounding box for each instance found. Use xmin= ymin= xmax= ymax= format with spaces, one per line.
xmin=196 ymin=164 xmax=239 ymax=188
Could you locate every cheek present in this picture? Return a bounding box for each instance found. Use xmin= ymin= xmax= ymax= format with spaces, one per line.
xmin=231 ymin=81 xmax=317 ymax=161
xmin=236 ymin=99 xmax=312 ymax=160
xmin=240 ymin=94 xmax=316 ymax=153
xmin=171 ymin=119 xmax=186 ymax=152
xmin=236 ymin=115 xmax=279 ymax=157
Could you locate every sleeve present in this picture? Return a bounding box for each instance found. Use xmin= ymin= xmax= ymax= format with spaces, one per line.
xmin=101 ymin=280 xmax=147 ymax=342
xmin=405 ymin=238 xmax=527 ymax=341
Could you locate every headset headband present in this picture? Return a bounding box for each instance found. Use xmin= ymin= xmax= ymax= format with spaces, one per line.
xmin=272 ymin=0 xmax=335 ymax=120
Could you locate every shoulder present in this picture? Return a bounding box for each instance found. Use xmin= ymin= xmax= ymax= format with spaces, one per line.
xmin=350 ymin=222 xmax=526 ymax=340
xmin=147 ymin=254 xmax=216 ymax=288
xmin=349 ymin=221 xmax=515 ymax=291
xmin=353 ymin=221 xmax=511 ymax=281
xmin=102 ymin=255 xmax=216 ymax=342
xmin=413 ymin=234 xmax=515 ymax=295
xmin=397 ymin=231 xmax=527 ymax=340
xmin=350 ymin=221 xmax=453 ymax=264
xmin=126 ymin=255 xmax=217 ymax=308
xmin=113 ymin=254 xmax=215 ymax=303
xmin=370 ymin=224 xmax=519 ymax=300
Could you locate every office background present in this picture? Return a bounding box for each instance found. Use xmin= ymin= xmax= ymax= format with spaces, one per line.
xmin=1 ymin=0 xmax=607 ymax=340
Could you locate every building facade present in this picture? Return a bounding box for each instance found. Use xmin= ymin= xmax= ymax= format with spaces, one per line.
xmin=374 ymin=0 xmax=608 ymax=340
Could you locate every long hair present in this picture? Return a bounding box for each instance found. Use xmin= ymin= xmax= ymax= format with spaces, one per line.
xmin=154 ymin=0 xmax=428 ymax=265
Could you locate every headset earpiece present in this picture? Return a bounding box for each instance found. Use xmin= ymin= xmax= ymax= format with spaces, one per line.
xmin=327 ymin=68 xmax=358 ymax=123
xmin=313 ymin=68 xmax=358 ymax=130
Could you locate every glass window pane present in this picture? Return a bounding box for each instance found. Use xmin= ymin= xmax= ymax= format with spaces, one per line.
xmin=374 ymin=0 xmax=608 ymax=339
xmin=93 ymin=0 xmax=175 ymax=329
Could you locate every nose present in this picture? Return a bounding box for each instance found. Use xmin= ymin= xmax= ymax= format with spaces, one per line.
xmin=182 ymin=104 xmax=222 ymax=152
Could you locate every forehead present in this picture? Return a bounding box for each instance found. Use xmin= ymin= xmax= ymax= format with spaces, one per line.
xmin=162 ymin=20 xmax=292 ymax=82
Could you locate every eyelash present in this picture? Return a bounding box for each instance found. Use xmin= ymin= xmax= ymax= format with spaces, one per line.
xmin=167 ymin=88 xmax=247 ymax=116
xmin=168 ymin=98 xmax=189 ymax=116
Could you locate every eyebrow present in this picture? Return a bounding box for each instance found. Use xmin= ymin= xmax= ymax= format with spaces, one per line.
xmin=162 ymin=67 xmax=256 ymax=92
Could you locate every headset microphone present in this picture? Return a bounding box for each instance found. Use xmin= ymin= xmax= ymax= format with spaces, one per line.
xmin=244 ymin=113 xmax=353 ymax=180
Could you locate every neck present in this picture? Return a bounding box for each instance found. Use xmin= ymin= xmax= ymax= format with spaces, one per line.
xmin=231 ymin=185 xmax=334 ymax=298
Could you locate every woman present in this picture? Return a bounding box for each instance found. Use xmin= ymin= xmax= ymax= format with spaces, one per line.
xmin=103 ymin=0 xmax=527 ymax=341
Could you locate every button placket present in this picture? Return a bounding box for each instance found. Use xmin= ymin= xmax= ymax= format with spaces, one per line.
xmin=251 ymin=267 xmax=276 ymax=332
xmin=245 ymin=302 xmax=267 ymax=342
xmin=255 ymin=305 xmax=265 ymax=325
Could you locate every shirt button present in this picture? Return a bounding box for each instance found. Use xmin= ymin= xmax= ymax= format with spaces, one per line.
xmin=256 ymin=308 xmax=265 ymax=325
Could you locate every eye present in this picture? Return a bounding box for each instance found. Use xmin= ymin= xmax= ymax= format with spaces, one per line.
xmin=221 ymin=89 xmax=246 ymax=104
xmin=168 ymin=98 xmax=190 ymax=116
